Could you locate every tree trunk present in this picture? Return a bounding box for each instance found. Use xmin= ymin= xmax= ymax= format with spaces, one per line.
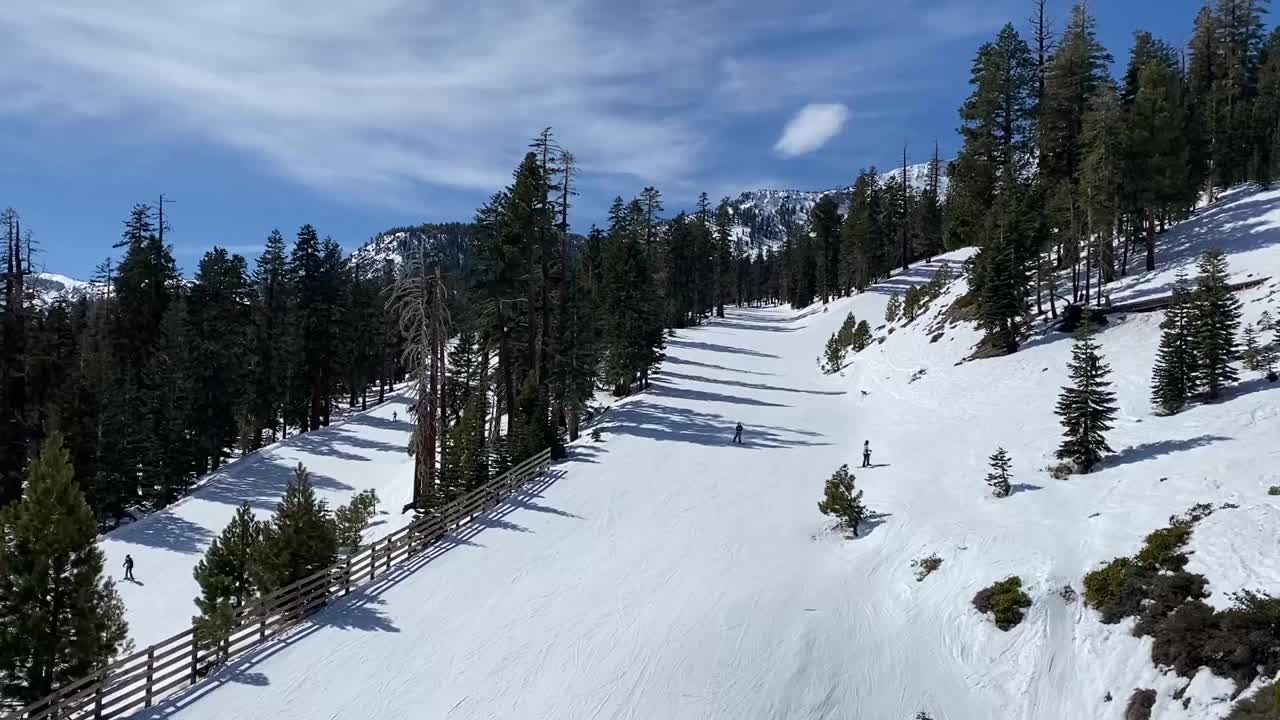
xmin=1145 ymin=210 xmax=1156 ymax=272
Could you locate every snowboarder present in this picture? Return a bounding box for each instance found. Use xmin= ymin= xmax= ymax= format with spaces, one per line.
xmin=861 ymin=441 xmax=871 ymax=468
xmin=123 ymin=554 xmax=135 ymax=581
xmin=732 ymin=423 xmax=743 ymax=445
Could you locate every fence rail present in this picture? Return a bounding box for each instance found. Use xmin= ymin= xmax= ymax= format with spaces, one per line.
xmin=2 ymin=449 xmax=554 ymax=720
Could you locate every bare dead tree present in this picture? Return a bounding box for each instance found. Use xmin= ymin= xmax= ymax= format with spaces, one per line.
xmin=388 ymin=254 xmax=450 ymax=512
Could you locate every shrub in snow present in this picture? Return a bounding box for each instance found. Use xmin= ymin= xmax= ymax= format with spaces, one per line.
xmin=1132 ymin=570 xmax=1209 ymax=636
xmin=591 ymin=428 xmax=603 ymax=442
xmin=1083 ymin=557 xmax=1144 ymax=623
xmin=1124 ymin=689 xmax=1156 ymax=720
xmin=1135 ymin=522 xmax=1194 ymax=571
xmin=1059 ymin=584 xmax=1078 ymax=603
xmin=912 ymin=554 xmax=943 ymax=582
xmin=985 ymin=447 xmax=1012 ymax=497
xmin=1048 ymin=462 xmax=1073 ymax=480
xmin=972 ymin=576 xmax=1032 ymax=631
xmin=1226 ymin=680 xmax=1280 ymax=718
xmin=1269 ymin=486 xmax=1280 ymax=496
xmin=817 ymin=464 xmax=868 ymax=537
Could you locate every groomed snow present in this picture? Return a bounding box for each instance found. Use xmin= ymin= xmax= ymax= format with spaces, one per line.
xmin=101 ymin=396 xmax=417 ymax=649
xmin=127 ymin=187 xmax=1280 ymax=719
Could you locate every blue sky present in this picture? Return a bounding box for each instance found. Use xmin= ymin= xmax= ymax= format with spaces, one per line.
xmin=3 ymin=0 xmax=1208 ymax=277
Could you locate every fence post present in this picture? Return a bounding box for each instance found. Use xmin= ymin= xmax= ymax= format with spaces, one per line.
xmin=259 ymin=605 xmax=268 ymax=641
xmin=145 ymin=646 xmax=156 ymax=708
xmin=370 ymin=539 xmax=378 ymax=580
xmin=385 ymin=537 xmax=392 ymax=573
xmin=93 ymin=669 xmax=104 ymax=719
xmin=189 ymin=637 xmax=199 ymax=686
xmin=344 ymin=556 xmax=352 ymax=596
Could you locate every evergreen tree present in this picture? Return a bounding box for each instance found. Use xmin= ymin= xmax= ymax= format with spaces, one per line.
xmin=0 ymin=434 xmax=129 ymax=703
xmin=254 ymin=463 xmax=338 ymax=593
xmin=1055 ymin=332 xmax=1117 ymax=473
xmin=817 ymin=464 xmax=868 ymax=536
xmin=142 ymin=301 xmax=197 ymax=507
xmin=192 ymin=502 xmax=263 ymax=658
xmin=851 ymin=320 xmax=872 ymax=352
xmin=1150 ymin=276 xmax=1198 ymax=414
xmin=188 ymin=248 xmax=252 ymax=474
xmin=1192 ymin=248 xmax=1243 ymax=400
xmin=1259 ymin=326 xmax=1279 ymax=380
xmin=248 ymin=230 xmax=292 ymax=446
xmin=985 ymin=447 xmax=1012 ymax=497
xmin=885 ymin=293 xmax=902 ymax=323
xmin=822 ymin=334 xmax=847 ymax=375
xmin=1244 ymin=322 xmax=1261 ymax=371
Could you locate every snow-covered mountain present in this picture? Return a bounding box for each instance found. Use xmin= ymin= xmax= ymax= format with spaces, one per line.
xmin=727 ymin=161 xmax=950 ymax=252
xmin=31 ymin=271 xmax=97 ymax=304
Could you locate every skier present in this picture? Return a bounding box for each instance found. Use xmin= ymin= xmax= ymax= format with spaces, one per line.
xmin=123 ymin=554 xmax=135 ymax=581
xmin=732 ymin=422 xmax=743 ymax=445
xmin=861 ymin=440 xmax=872 ymax=468
xmin=392 ymin=410 xmax=398 ymax=422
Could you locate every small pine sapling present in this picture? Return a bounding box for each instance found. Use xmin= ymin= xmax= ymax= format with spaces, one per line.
xmin=851 ymin=320 xmax=872 ymax=351
xmin=591 ymin=427 xmax=603 ymax=442
xmin=1259 ymin=327 xmax=1279 ymax=382
xmin=885 ymin=293 xmax=902 ymax=323
xmin=986 ymin=447 xmax=1012 ymax=497
xmin=817 ymin=464 xmax=868 ymax=537
xmin=823 ymin=333 xmax=848 ymax=374
xmin=1243 ymin=323 xmax=1260 ymax=372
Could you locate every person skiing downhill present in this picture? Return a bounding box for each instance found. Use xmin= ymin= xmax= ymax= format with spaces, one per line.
xmin=732 ymin=423 xmax=743 ymax=445
xmin=861 ymin=440 xmax=871 ymax=468
xmin=392 ymin=410 xmax=398 ymax=422
xmin=123 ymin=554 xmax=135 ymax=581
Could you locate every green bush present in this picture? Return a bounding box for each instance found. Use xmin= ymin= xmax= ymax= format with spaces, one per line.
xmin=1269 ymin=486 xmax=1280 ymax=496
xmin=334 ymin=489 xmax=380 ymax=549
xmin=1135 ymin=522 xmax=1193 ymax=571
xmin=973 ymin=576 xmax=1032 ymax=631
xmin=1083 ymin=557 xmax=1142 ymax=623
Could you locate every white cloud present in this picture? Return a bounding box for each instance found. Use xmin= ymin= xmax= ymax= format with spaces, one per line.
xmin=0 ymin=0 xmax=1009 ymax=209
xmin=774 ymin=104 xmax=850 ymax=158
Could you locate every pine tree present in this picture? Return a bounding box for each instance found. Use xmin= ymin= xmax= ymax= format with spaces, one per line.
xmin=851 ymin=320 xmax=872 ymax=352
xmin=254 ymin=463 xmax=338 ymax=593
xmin=1191 ymin=248 xmax=1242 ymax=400
xmin=189 ymin=248 xmax=252 ymax=474
xmin=1055 ymin=331 xmax=1117 ymax=473
xmin=1259 ymin=326 xmax=1279 ymax=381
xmin=1244 ymin=322 xmax=1261 ymax=371
xmin=885 ymin=293 xmax=902 ymax=323
xmin=1150 ymin=276 xmax=1198 ymax=414
xmin=192 ymin=502 xmax=263 ymax=660
xmin=0 ymin=434 xmax=129 ymax=703
xmin=822 ymin=333 xmax=847 ymax=375
xmin=248 ymin=230 xmax=292 ymax=446
xmin=142 ymin=301 xmax=197 ymax=507
xmin=817 ymin=464 xmax=869 ymax=536
xmin=985 ymin=447 xmax=1012 ymax=497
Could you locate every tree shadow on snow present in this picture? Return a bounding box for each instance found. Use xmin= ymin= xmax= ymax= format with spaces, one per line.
xmin=599 ymin=399 xmax=828 ymax=450
xmin=710 ymin=319 xmax=801 ymax=333
xmin=662 ymin=355 xmax=777 ymax=377
xmin=664 ymin=338 xmax=780 ymax=359
xmin=1010 ymin=483 xmax=1044 ymax=495
xmin=853 ymin=511 xmax=893 ymax=538
xmin=658 ymin=370 xmax=846 ymax=397
xmin=192 ymin=455 xmax=355 ymax=512
xmin=648 ymin=380 xmax=791 ymax=408
xmin=1107 ymin=434 xmax=1232 ymax=469
xmin=866 ymin=258 xmax=966 ymax=298
xmin=108 ymin=512 xmax=215 ymax=555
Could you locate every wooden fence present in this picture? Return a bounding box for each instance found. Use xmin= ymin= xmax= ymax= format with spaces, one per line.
xmin=2 ymin=449 xmax=554 ymax=720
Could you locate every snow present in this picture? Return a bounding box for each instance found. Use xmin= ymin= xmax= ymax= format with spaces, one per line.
xmin=120 ymin=187 xmax=1280 ymax=719
xmin=100 ymin=395 xmax=419 ymax=649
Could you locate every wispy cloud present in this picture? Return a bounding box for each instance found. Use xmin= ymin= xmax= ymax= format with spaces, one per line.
xmin=774 ymin=104 xmax=850 ymax=158
xmin=0 ymin=0 xmax=1012 ymax=210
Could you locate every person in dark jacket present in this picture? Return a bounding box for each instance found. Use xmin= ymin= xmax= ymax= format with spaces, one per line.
xmin=123 ymin=554 xmax=135 ymax=581
xmin=861 ymin=440 xmax=871 ymax=468
xmin=732 ymin=423 xmax=744 ymax=444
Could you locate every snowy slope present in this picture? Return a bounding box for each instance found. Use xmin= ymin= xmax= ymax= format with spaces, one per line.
xmin=101 ymin=395 xmax=418 ymax=649
xmin=139 ymin=188 xmax=1279 ymax=720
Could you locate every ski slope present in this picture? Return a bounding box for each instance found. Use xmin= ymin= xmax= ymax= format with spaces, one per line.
xmin=100 ymin=395 xmax=418 ymax=649
xmin=140 ymin=187 xmax=1280 ymax=719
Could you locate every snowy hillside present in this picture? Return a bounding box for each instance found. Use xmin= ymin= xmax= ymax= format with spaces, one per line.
xmin=118 ymin=186 xmax=1280 ymax=720
xmin=728 ymin=161 xmax=950 ymax=251
xmin=99 ymin=394 xmax=418 ymax=648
